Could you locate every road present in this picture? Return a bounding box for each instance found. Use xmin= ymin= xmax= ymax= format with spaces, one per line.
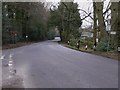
xmin=2 ymin=40 xmax=118 ymax=88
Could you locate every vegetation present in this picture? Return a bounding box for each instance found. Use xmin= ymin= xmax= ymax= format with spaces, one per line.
xmin=2 ymin=1 xmax=119 ymax=52
xmin=48 ymin=1 xmax=82 ymax=42
xmin=2 ymin=2 xmax=50 ymax=45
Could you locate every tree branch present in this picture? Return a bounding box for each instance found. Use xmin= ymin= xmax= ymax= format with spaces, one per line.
xmin=79 ymin=9 xmax=94 ymax=20
xmin=81 ymin=13 xmax=92 ymax=21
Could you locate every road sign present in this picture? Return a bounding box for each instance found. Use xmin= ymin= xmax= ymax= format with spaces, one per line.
xmin=110 ymin=31 xmax=116 ymax=35
xmin=118 ymin=47 xmax=120 ymax=51
xmin=10 ymin=31 xmax=17 ymax=36
xmin=106 ymin=24 xmax=111 ymax=31
xmin=26 ymin=35 xmax=28 ymax=38
xmin=96 ymin=38 xmax=99 ymax=43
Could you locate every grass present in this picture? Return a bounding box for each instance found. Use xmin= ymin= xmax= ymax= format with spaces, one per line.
xmin=59 ymin=42 xmax=119 ymax=60
xmin=2 ymin=41 xmax=33 ymax=50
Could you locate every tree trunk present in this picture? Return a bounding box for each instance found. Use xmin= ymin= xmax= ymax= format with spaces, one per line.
xmin=117 ymin=1 xmax=120 ymax=49
xmin=111 ymin=2 xmax=118 ymax=47
xmin=93 ymin=1 xmax=97 ymax=47
xmin=96 ymin=2 xmax=108 ymax=41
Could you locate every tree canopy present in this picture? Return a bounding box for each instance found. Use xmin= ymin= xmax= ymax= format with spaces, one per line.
xmin=2 ymin=2 xmax=50 ymax=44
xmin=48 ymin=1 xmax=82 ymax=42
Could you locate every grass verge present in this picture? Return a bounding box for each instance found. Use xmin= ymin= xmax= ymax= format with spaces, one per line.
xmin=59 ymin=41 xmax=119 ymax=60
xmin=2 ymin=42 xmax=34 ymax=50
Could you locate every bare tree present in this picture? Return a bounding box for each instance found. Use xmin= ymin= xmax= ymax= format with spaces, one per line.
xmin=118 ymin=1 xmax=120 ymax=49
xmin=93 ymin=0 xmax=97 ymax=47
xmin=95 ymin=1 xmax=108 ymax=40
xmin=111 ymin=1 xmax=118 ymax=47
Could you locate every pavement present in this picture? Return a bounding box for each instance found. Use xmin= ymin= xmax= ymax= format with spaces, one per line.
xmin=1 ymin=39 xmax=118 ymax=88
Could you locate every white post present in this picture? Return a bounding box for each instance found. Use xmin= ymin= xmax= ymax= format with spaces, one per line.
xmin=8 ymin=54 xmax=16 ymax=78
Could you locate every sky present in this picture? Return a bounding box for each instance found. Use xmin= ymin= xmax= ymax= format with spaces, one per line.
xmin=75 ymin=0 xmax=93 ymax=28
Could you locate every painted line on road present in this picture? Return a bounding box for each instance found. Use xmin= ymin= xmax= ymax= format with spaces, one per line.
xmin=0 ymin=55 xmax=5 ymax=60
xmin=0 ymin=53 xmax=14 ymax=60
xmin=9 ymin=53 xmax=14 ymax=58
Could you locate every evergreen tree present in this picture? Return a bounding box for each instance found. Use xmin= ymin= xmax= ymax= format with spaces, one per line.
xmin=48 ymin=1 xmax=82 ymax=42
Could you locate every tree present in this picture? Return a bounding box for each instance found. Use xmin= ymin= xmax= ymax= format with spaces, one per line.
xmin=117 ymin=1 xmax=120 ymax=50
xmin=93 ymin=1 xmax=97 ymax=47
xmin=2 ymin=2 xmax=50 ymax=44
xmin=48 ymin=1 xmax=82 ymax=42
xmin=111 ymin=2 xmax=118 ymax=48
xmin=95 ymin=1 xmax=108 ymax=40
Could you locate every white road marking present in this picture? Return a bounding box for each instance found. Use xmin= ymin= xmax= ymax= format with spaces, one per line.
xmin=9 ymin=53 xmax=14 ymax=58
xmin=9 ymin=60 xmax=13 ymax=63
xmin=8 ymin=75 xmax=12 ymax=79
xmin=0 ymin=55 xmax=5 ymax=60
xmin=8 ymin=63 xmax=12 ymax=66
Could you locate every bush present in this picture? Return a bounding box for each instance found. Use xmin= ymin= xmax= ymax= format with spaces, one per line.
xmin=77 ymin=38 xmax=92 ymax=48
xmin=108 ymin=44 xmax=117 ymax=51
xmin=28 ymin=25 xmax=46 ymax=41
xmin=68 ymin=34 xmax=75 ymax=40
xmin=69 ymin=38 xmax=91 ymax=48
xmin=2 ymin=33 xmax=9 ymax=44
xmin=47 ymin=29 xmax=56 ymax=40
xmin=69 ymin=39 xmax=78 ymax=46
xmin=61 ymin=31 xmax=67 ymax=41
xmin=96 ymin=38 xmax=117 ymax=52
xmin=96 ymin=40 xmax=108 ymax=51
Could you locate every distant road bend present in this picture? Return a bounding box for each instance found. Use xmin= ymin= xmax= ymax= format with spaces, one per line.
xmin=2 ymin=39 xmax=118 ymax=88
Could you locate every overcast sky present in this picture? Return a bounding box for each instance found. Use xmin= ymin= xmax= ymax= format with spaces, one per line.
xmin=75 ymin=0 xmax=93 ymax=28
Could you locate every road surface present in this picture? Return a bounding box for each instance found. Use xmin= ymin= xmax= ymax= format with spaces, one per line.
xmin=2 ymin=40 xmax=118 ymax=88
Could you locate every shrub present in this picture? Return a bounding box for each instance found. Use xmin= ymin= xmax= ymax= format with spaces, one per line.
xmin=61 ymin=31 xmax=67 ymax=41
xmin=47 ymin=29 xmax=56 ymax=40
xmin=69 ymin=39 xmax=78 ymax=46
xmin=68 ymin=34 xmax=75 ymax=40
xmin=96 ymin=40 xmax=108 ymax=51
